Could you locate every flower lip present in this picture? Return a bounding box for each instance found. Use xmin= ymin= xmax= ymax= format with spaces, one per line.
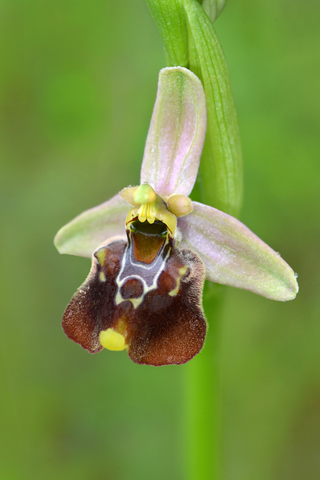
xmin=62 ymin=233 xmax=207 ymax=365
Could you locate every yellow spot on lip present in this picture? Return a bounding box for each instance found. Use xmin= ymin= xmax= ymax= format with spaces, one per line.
xmin=96 ymin=249 xmax=107 ymax=266
xmin=99 ymin=329 xmax=127 ymax=351
xmin=169 ymin=266 xmax=188 ymax=297
xmin=99 ymin=272 xmax=106 ymax=282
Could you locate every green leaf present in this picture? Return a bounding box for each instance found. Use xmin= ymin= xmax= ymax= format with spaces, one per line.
xmin=145 ymin=0 xmax=188 ymax=66
xmin=184 ymin=0 xmax=243 ymax=216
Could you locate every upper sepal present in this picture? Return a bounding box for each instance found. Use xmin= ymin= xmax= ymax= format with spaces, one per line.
xmin=179 ymin=202 xmax=299 ymax=301
xmin=140 ymin=67 xmax=207 ymax=198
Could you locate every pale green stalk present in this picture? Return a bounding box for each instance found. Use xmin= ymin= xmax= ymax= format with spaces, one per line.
xmin=184 ymin=283 xmax=224 ymax=480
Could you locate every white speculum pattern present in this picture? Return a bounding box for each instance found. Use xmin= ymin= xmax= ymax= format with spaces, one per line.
xmin=115 ymin=235 xmax=171 ymax=309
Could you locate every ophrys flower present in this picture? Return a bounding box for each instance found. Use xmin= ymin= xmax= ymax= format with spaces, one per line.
xmin=55 ymin=67 xmax=298 ymax=366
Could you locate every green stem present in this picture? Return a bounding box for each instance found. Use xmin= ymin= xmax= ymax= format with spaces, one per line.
xmin=184 ymin=279 xmax=224 ymax=480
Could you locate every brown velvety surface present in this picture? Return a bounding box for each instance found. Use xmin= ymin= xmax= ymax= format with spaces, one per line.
xmin=127 ymin=248 xmax=207 ymax=365
xmin=62 ymin=233 xmax=206 ymax=365
xmin=62 ymin=240 xmax=126 ymax=353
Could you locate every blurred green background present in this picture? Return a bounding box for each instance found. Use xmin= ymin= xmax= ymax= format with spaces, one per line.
xmin=1 ymin=0 xmax=319 ymax=479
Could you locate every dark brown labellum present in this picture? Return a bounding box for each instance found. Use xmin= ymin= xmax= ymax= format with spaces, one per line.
xmin=62 ymin=219 xmax=207 ymax=365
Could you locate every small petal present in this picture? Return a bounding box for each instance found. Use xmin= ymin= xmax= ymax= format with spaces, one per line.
xmin=119 ymin=186 xmax=139 ymax=206
xmin=179 ymin=202 xmax=299 ymax=301
xmin=120 ymin=184 xmax=158 ymax=207
xmin=54 ymin=194 xmax=128 ymax=258
xmin=167 ymin=193 xmax=194 ymax=217
xmin=140 ymin=66 xmax=206 ymax=198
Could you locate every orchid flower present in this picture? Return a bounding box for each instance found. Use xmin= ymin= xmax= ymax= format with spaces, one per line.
xmin=54 ymin=67 xmax=298 ymax=366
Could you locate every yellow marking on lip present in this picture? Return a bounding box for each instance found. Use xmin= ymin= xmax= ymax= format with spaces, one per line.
xmin=115 ymin=289 xmax=144 ymax=309
xmin=129 ymin=297 xmax=144 ymax=308
xmin=99 ymin=272 xmax=106 ymax=282
xmin=96 ymin=249 xmax=107 ymax=266
xmin=99 ymin=328 xmax=127 ymax=351
xmin=169 ymin=266 xmax=188 ymax=297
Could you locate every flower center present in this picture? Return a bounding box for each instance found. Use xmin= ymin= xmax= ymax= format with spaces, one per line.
xmin=125 ymin=184 xmax=177 ymax=237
